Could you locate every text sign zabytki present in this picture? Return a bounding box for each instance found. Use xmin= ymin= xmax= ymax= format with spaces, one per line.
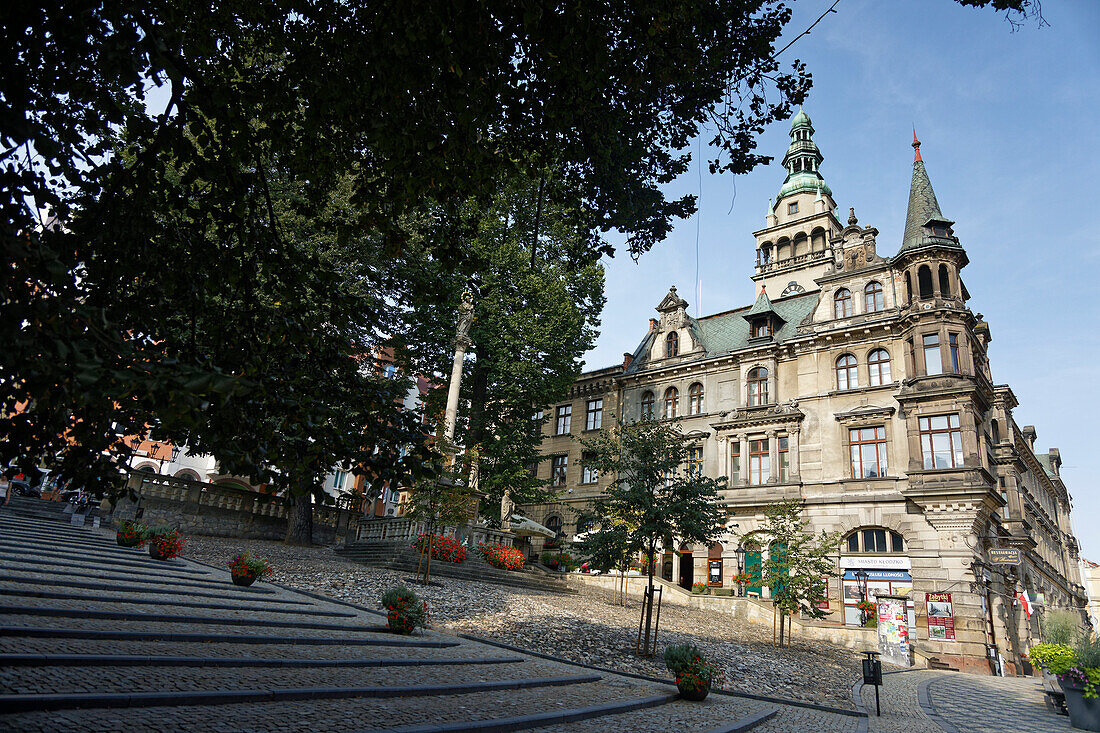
xmin=988 ymin=548 xmax=1022 ymax=566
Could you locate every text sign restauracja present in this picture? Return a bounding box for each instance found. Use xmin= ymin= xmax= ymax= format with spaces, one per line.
xmin=988 ymin=548 xmax=1021 ymax=566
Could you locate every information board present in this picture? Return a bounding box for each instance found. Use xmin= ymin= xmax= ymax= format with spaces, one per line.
xmin=926 ymin=592 xmax=956 ymax=641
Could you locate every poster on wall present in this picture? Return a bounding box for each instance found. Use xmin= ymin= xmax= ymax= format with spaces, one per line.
xmin=926 ymin=592 xmax=956 ymax=641
xmin=876 ymin=595 xmax=912 ymax=667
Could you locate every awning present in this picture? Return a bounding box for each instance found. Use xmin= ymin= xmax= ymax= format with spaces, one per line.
xmin=506 ymin=513 xmax=556 ymax=539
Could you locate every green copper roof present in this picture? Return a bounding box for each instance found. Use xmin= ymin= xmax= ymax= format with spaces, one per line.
xmin=899 ymin=157 xmax=952 ymax=252
xmin=777 ymin=171 xmax=832 ymax=201
xmin=791 ymin=108 xmax=812 ymax=130
xmin=744 ymin=289 xmax=780 ymax=319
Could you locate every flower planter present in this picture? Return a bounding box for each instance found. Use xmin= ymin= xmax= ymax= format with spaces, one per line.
xmin=232 ymin=572 xmax=258 ymax=587
xmin=1062 ymin=679 xmax=1100 ymax=731
xmin=387 ymin=616 xmax=416 ymax=635
xmin=677 ymin=682 xmax=710 ymax=702
xmin=149 ymin=544 xmax=171 ymax=560
xmin=116 ymin=532 xmax=141 ymax=548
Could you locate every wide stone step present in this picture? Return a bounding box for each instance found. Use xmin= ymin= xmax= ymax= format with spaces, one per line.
xmin=0 ymin=653 xmax=523 ymax=668
xmin=0 ymin=673 xmax=602 ymax=713
xmin=0 ymin=574 xmax=298 ymax=602
xmin=0 ymin=626 xmax=457 ymax=647
xmin=0 ymin=588 xmax=354 ymax=617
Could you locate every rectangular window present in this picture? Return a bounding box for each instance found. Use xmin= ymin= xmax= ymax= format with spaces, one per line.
xmin=788 ymin=202 xmax=799 ymax=215
xmin=923 ymin=333 xmax=942 ymax=375
xmin=333 ymin=470 xmax=346 ymax=490
xmin=778 ymin=436 xmax=790 ymax=482
xmin=581 ymin=454 xmax=598 ymax=485
xmin=687 ymin=446 xmax=703 ymax=478
xmin=556 ymin=405 xmax=572 ymax=435
xmin=849 ymin=426 xmax=888 ymax=478
xmin=752 ymin=319 xmax=770 ymax=338
xmin=551 ymin=455 xmax=568 ymax=486
xmin=729 ymin=443 xmax=741 ymax=486
xmin=749 ymin=438 xmax=770 ymax=485
xmin=586 ymin=399 xmax=603 ymax=431
xmin=863 ymin=528 xmax=887 ymax=553
xmin=949 ymin=333 xmax=960 ymax=373
xmin=919 ymin=414 xmax=964 ymax=469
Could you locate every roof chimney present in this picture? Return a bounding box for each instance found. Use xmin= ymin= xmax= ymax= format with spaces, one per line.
xmin=623 ymin=352 xmax=634 ymax=370
xmin=1049 ymin=448 xmax=1061 ymax=476
xmin=649 ymin=318 xmax=659 ymax=332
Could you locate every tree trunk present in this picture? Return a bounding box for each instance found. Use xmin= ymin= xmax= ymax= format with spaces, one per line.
xmin=640 ymin=546 xmax=656 ymax=656
xmin=779 ymin=610 xmax=786 ymax=646
xmin=285 ymin=492 xmax=314 ymax=546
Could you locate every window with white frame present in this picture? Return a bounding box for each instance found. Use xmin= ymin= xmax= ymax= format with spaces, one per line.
xmin=586 ymin=399 xmax=603 ymax=430
xmin=551 ymin=455 xmax=568 ymax=486
xmin=556 ymin=405 xmax=572 ymax=434
xmin=868 ymin=349 xmax=891 ymax=386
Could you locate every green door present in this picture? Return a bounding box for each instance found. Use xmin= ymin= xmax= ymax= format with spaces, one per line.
xmin=769 ymin=541 xmax=788 ymax=597
xmin=746 ymin=551 xmax=763 ymax=595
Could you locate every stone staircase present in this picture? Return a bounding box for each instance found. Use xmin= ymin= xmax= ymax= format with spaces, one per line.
xmin=0 ymin=495 xmax=79 ymax=523
xmin=0 ymin=512 xmax=870 ymax=732
xmin=336 ymin=541 xmax=577 ymax=594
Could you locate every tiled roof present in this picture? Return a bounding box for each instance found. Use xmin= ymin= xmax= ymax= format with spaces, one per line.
xmin=695 ymin=291 xmax=818 ymax=355
xmin=899 ymin=159 xmax=949 ymax=252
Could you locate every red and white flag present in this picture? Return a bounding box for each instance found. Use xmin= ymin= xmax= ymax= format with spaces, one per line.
xmin=1017 ymin=590 xmax=1034 ymax=617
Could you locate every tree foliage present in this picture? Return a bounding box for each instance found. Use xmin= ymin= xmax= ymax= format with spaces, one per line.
xmin=583 ymin=419 xmax=726 ymax=653
xmin=1 ymin=0 xmax=1034 ymax=501
xmin=754 ymin=499 xmax=840 ymax=646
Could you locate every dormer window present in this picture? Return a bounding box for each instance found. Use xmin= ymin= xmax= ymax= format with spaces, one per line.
xmin=788 ymin=202 xmax=799 ymax=215
xmin=834 ymin=288 xmax=853 ymax=318
xmin=666 ymin=331 xmax=679 ymax=358
xmin=751 ymin=319 xmax=771 ymax=339
xmin=931 ymin=225 xmax=947 ymax=237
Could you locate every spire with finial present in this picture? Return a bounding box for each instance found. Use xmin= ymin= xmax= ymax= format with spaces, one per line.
xmin=899 ymin=134 xmax=954 ymax=253
xmin=848 ymin=207 xmax=858 ymax=226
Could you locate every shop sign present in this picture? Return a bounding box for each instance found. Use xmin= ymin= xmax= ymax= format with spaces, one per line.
xmin=876 ymin=595 xmax=912 ymax=667
xmin=840 ymin=556 xmax=912 ymax=570
xmin=988 ymin=548 xmax=1021 ymax=566
xmin=926 ymin=592 xmax=956 ymax=641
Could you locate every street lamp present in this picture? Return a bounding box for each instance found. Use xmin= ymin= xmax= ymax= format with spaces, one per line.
xmin=855 ymin=569 xmax=870 ymax=625
xmin=735 ymin=545 xmax=747 ymax=597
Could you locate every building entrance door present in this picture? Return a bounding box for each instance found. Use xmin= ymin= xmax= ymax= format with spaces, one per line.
xmin=746 ymin=550 xmax=763 ymax=595
xmin=679 ymin=552 xmax=693 ymax=589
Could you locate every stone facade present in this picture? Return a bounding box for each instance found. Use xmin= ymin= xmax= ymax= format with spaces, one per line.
xmin=521 ymin=113 xmax=1087 ymax=674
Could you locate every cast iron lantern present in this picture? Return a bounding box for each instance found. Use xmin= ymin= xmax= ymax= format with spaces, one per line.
xmin=734 ymin=545 xmax=747 ymax=597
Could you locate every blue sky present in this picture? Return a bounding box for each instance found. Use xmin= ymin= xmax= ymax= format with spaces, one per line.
xmin=584 ymin=1 xmax=1100 ymax=557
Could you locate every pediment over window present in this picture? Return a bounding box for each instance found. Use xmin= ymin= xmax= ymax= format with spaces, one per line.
xmin=834 ymin=404 xmax=896 ymax=424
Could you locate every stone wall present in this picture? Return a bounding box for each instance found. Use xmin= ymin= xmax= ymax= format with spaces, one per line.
xmin=105 ymin=472 xmax=358 ymax=544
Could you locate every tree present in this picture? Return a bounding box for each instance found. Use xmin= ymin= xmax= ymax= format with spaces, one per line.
xmin=1 ymin=0 xmax=1036 ymax=511
xmin=754 ymin=499 xmax=840 ymax=647
xmin=576 ymin=513 xmax=638 ymax=607
xmin=404 ymin=471 xmax=477 ymax=585
xmin=583 ymin=420 xmax=726 ymax=656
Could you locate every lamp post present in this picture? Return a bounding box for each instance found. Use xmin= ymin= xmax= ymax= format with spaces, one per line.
xmin=855 ymin=569 xmax=870 ymax=626
xmin=735 ymin=545 xmax=747 ymax=597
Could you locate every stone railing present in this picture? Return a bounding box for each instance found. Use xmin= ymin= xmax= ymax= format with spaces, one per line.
xmin=111 ymin=471 xmax=360 ymax=542
xmin=353 ymin=516 xmax=514 ymax=548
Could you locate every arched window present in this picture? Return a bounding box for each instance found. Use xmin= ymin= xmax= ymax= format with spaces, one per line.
xmin=663 ymin=387 xmax=679 ymax=419
xmin=834 ymin=288 xmax=853 ymax=318
xmin=864 ymin=281 xmax=884 ymax=313
xmin=666 ymin=331 xmax=679 ymax=358
xmin=688 ymin=383 xmax=704 ymax=415
xmin=991 ymin=419 xmax=1001 ymax=444
xmin=641 ymin=391 xmax=655 ymax=420
xmin=917 ymin=265 xmax=934 ymax=299
xmin=760 ymin=245 xmax=772 ymax=264
xmin=938 ymin=264 xmax=951 ymax=297
xmin=836 ymin=354 xmax=858 ymax=391
xmin=845 ymin=528 xmax=905 ymax=554
xmin=868 ymin=349 xmax=891 ymax=386
xmin=904 ymin=271 xmax=913 ymax=304
xmin=747 ymin=367 xmax=769 ymax=406
xmin=545 ymin=515 xmax=563 ymax=537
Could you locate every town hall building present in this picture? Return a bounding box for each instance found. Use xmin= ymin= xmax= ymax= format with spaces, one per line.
xmin=520 ymin=111 xmax=1088 ymax=674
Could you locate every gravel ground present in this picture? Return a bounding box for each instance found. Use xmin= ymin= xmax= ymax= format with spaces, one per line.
xmin=183 ymin=536 xmax=863 ymax=709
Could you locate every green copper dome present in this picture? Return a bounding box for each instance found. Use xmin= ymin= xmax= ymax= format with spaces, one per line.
xmin=791 ymin=108 xmax=812 ymax=129
xmin=776 ymin=109 xmax=829 ymax=204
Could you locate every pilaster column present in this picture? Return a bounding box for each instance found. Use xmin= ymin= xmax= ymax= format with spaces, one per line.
xmin=740 ymin=436 xmax=750 ymax=486
xmin=767 ymin=430 xmax=779 ymax=484
xmin=789 ymin=427 xmax=801 ymax=480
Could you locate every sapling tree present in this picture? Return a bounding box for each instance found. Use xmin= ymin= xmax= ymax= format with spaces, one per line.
xmin=755 ymin=499 xmax=840 ymax=647
xmin=583 ymin=419 xmax=725 ymax=656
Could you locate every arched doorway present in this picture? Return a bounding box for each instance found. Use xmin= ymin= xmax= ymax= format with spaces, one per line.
xmin=679 ymin=543 xmax=694 ymax=590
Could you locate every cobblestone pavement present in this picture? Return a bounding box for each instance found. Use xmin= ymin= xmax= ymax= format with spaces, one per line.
xmin=922 ymin=672 xmax=1073 ymax=733
xmin=185 ymin=534 xmax=866 ymax=709
xmin=0 ymin=508 xmax=861 ymax=732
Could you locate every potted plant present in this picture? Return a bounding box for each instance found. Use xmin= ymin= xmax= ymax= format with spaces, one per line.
xmin=478 ymin=544 xmax=525 ymax=571
xmin=857 ymin=599 xmax=878 ymax=627
xmin=380 ymin=585 xmax=429 ymax=635
xmin=227 ymin=553 xmax=273 ymax=587
xmin=691 ymin=582 xmax=708 ymax=595
xmin=663 ymin=643 xmax=724 ymax=701
xmin=412 ymin=534 xmax=467 ymax=563
xmin=115 ymin=519 xmax=146 ymax=548
xmin=1059 ymin=635 xmax=1100 ymax=731
xmin=145 ymin=526 xmax=185 ymax=560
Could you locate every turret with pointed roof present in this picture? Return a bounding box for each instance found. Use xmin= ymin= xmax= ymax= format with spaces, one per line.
xmin=897 ymin=133 xmax=964 ymax=259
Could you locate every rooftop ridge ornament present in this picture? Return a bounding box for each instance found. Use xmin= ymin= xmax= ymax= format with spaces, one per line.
xmin=913 ymin=129 xmax=922 ymax=162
